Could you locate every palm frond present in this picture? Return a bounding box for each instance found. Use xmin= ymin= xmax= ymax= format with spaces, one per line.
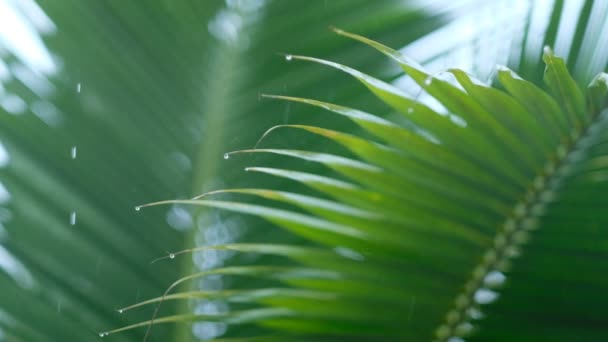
xmin=2 ymin=1 xmax=608 ymax=341
xmin=0 ymin=0 xmax=461 ymax=340
xmin=111 ymin=28 xmax=608 ymax=341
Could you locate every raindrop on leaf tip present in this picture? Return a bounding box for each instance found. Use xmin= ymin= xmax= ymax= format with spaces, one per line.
xmin=285 ymin=54 xmax=293 ymax=61
xmin=135 ymin=206 xmax=141 ymax=211
xmin=223 ymin=153 xmax=230 ymax=160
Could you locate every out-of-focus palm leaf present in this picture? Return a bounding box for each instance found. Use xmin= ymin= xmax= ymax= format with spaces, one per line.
xmin=0 ymin=0 xmax=466 ymax=341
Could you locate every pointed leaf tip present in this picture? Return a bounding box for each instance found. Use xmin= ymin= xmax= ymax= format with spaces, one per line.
xmin=329 ymin=26 xmax=344 ymax=34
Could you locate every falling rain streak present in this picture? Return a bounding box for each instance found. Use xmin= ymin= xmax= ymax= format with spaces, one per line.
xmin=70 ymin=146 xmax=77 ymax=159
xmin=76 ymin=83 xmax=81 ymax=93
xmin=69 ymin=211 xmax=76 ymax=225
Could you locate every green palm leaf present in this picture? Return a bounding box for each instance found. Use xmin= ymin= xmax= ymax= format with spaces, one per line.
xmin=2 ymin=1 xmax=608 ymax=341
xmin=115 ymin=27 xmax=608 ymax=341
xmin=0 ymin=1 xmax=462 ymax=341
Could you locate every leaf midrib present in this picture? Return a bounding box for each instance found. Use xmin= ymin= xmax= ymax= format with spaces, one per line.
xmin=432 ymin=107 xmax=604 ymax=341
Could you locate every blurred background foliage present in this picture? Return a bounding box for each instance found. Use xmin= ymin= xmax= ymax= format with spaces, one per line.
xmin=0 ymin=0 xmax=606 ymax=341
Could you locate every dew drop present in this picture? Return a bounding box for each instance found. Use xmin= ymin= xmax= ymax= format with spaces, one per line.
xmin=456 ymin=322 xmax=475 ymax=336
xmin=70 ymin=146 xmax=77 ymax=159
xmin=69 ymin=211 xmax=76 ymax=225
xmin=424 ymin=77 xmax=433 ymax=86
xmin=454 ymin=322 xmax=474 ymax=337
xmin=223 ymin=153 xmax=230 ymax=160
xmin=285 ymin=54 xmax=293 ymax=61
xmin=117 ymin=309 xmax=123 ymax=314
xmin=135 ymin=206 xmax=141 ymax=211
xmin=169 ymin=253 xmax=175 ymax=259
xmin=77 ymin=83 xmax=81 ymax=93
xmin=99 ymin=332 xmax=107 ymax=337
xmin=448 ymin=337 xmax=466 ymax=342
xmin=467 ymin=307 xmax=484 ymax=320
xmin=483 ymin=270 xmax=506 ymax=287
xmin=474 ymin=288 xmax=499 ymax=304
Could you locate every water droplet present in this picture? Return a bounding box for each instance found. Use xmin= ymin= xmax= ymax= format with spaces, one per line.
xmin=223 ymin=153 xmax=230 ymax=160
xmin=483 ymin=270 xmax=506 ymax=287
xmin=135 ymin=206 xmax=141 ymax=211
xmin=70 ymin=146 xmax=77 ymax=159
xmin=169 ymin=253 xmax=175 ymax=259
xmin=69 ymin=211 xmax=76 ymax=225
xmin=77 ymin=83 xmax=81 ymax=93
xmin=99 ymin=332 xmax=107 ymax=337
xmin=424 ymin=77 xmax=433 ymax=86
xmin=285 ymin=54 xmax=292 ymax=61
xmin=467 ymin=307 xmax=484 ymax=320
xmin=117 ymin=309 xmax=123 ymax=314
xmin=454 ymin=322 xmax=474 ymax=337
xmin=407 ymin=108 xmax=414 ymax=114
xmin=474 ymin=288 xmax=499 ymax=304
